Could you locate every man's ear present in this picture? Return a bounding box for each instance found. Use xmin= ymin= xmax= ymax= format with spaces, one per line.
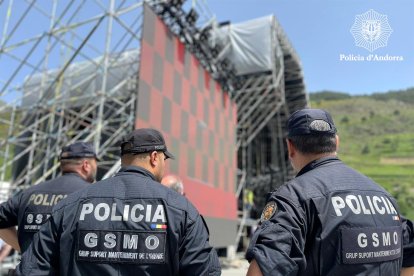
xmin=82 ymin=159 xmax=90 ymax=172
xmin=286 ymin=138 xmax=295 ymax=159
xmin=149 ymin=151 xmax=159 ymax=167
xmin=335 ymin=134 xmax=339 ymax=152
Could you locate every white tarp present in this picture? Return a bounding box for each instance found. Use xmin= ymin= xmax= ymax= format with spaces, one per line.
xmin=213 ymin=15 xmax=278 ymax=75
xmin=22 ymin=49 xmax=139 ymax=107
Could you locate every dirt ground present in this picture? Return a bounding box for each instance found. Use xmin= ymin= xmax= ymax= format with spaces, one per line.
xmin=221 ymin=255 xmax=249 ymax=276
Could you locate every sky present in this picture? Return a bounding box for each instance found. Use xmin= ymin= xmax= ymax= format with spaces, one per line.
xmin=207 ymin=0 xmax=414 ymax=95
xmin=1 ymin=0 xmax=413 ymax=100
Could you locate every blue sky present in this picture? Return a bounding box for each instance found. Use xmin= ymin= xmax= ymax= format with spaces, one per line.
xmin=1 ymin=0 xmax=412 ymax=99
xmin=207 ymin=0 xmax=414 ymax=95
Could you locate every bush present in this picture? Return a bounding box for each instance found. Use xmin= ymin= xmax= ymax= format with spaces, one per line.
xmin=340 ymin=116 xmax=349 ymax=123
xmin=391 ymin=184 xmax=414 ymax=218
xmin=382 ymin=138 xmax=391 ymax=144
xmin=361 ymin=145 xmax=370 ymax=154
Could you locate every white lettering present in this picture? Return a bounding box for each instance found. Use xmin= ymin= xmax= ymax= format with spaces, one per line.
xmin=123 ymin=234 xmax=138 ymax=249
xmin=28 ymin=194 xmax=36 ymax=205
xmin=78 ymin=203 xmax=168 ymax=223
xmin=339 ymin=54 xmax=365 ymax=61
xmin=332 ymin=196 xmax=345 ymax=216
xmin=372 ymin=233 xmax=379 ymax=247
xmin=79 ymin=250 xmax=89 ymax=257
xmin=123 ymin=205 xmax=130 ymax=221
xmin=42 ymin=194 xmax=50 ymax=206
xmin=381 ymin=197 xmax=391 ymax=214
xmin=84 ymin=233 xmax=98 ymax=248
xmin=34 ymin=194 xmax=43 ymax=205
xmin=393 ymin=231 xmax=398 ymax=245
xmin=27 ymin=214 xmax=33 ymax=224
xmin=35 ymin=214 xmax=43 ymax=224
xmin=366 ymin=196 xmax=376 ymax=214
xmin=95 ymin=203 xmax=110 ymax=221
xmin=80 ymin=203 xmax=94 ymax=220
xmin=104 ymin=233 xmax=116 ymax=249
xmin=152 ymin=205 xmax=166 ymax=223
xmin=111 ymin=203 xmax=122 ymax=221
xmin=358 ymin=195 xmax=371 ymax=214
xmin=373 ymin=196 xmax=385 ymax=214
xmin=146 ymin=205 xmax=152 ymax=222
xmin=346 ymin=252 xmax=358 ymax=259
xmin=385 ymin=198 xmax=398 ymax=214
xmin=54 ymin=195 xmax=64 ymax=205
xmin=330 ymin=194 xmax=402 ymax=217
xmin=358 ymin=233 xmax=367 ymax=248
xmin=383 ymin=232 xmax=391 ymax=246
xmin=131 ymin=204 xmax=144 ymax=222
xmin=145 ymin=235 xmax=160 ymax=250
xmin=346 ymin=195 xmax=361 ymax=214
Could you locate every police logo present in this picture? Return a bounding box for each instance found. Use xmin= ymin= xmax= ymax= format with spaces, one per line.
xmin=350 ymin=9 xmax=393 ymax=52
xmin=260 ymin=201 xmax=277 ymax=222
xmin=60 ymin=152 xmax=70 ymax=158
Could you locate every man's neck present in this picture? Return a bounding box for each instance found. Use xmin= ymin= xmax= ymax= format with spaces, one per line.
xmin=122 ymin=161 xmax=154 ymax=175
xmin=296 ymin=152 xmax=336 ymax=172
xmin=62 ymin=169 xmax=88 ymax=182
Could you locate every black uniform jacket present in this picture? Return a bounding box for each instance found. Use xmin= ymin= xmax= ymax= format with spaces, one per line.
xmin=246 ymin=157 xmax=414 ymax=276
xmin=16 ymin=166 xmax=221 ymax=276
xmin=0 ymin=173 xmax=89 ymax=253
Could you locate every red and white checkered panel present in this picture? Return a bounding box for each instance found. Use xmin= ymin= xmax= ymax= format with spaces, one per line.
xmin=136 ymin=4 xmax=237 ymax=221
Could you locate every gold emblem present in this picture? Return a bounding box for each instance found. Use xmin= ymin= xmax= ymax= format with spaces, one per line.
xmin=260 ymin=201 xmax=277 ymax=222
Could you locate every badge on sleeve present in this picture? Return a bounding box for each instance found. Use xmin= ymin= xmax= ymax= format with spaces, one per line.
xmin=260 ymin=201 xmax=277 ymax=223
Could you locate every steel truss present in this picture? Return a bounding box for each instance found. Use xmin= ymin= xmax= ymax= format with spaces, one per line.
xmin=228 ymin=18 xmax=307 ymax=210
xmin=233 ymin=23 xmax=307 ymax=248
xmin=0 ymin=0 xmax=144 ymax=190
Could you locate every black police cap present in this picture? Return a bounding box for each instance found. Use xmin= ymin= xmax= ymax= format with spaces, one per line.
xmin=120 ymin=128 xmax=175 ymax=159
xmin=60 ymin=142 xmax=99 ymax=160
xmin=287 ymin=108 xmax=337 ymax=137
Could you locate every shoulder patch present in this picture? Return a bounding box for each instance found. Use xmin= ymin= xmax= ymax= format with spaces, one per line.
xmin=260 ymin=201 xmax=277 ymax=223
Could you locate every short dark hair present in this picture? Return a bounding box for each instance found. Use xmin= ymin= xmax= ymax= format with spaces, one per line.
xmin=60 ymin=158 xmax=83 ymax=167
xmin=60 ymin=157 xmax=95 ymax=172
xmin=60 ymin=158 xmax=84 ymax=174
xmin=288 ymin=134 xmax=337 ymax=154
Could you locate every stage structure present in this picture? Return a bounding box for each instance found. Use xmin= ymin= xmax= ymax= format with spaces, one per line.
xmin=206 ymin=15 xmax=308 ymax=247
xmin=0 ymin=0 xmax=148 ymax=186
xmin=0 ymin=0 xmax=307 ymax=252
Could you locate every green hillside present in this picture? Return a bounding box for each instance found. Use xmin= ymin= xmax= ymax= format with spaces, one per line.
xmin=311 ymin=89 xmax=414 ymax=219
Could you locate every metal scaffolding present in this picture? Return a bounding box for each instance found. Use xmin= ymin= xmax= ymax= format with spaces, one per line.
xmin=0 ymin=0 xmax=146 ymax=191
xmin=211 ymin=16 xmax=308 ymax=213
xmin=212 ymin=16 xmax=307 ymax=248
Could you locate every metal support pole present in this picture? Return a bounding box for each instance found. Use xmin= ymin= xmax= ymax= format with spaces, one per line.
xmin=94 ymin=0 xmax=115 ymax=154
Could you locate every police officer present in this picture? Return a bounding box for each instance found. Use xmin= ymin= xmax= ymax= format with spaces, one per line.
xmin=16 ymin=128 xmax=221 ymax=276
xmin=246 ymin=109 xmax=414 ymax=275
xmin=0 ymin=142 xmax=98 ymax=254
xmin=161 ymin=174 xmax=185 ymax=195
